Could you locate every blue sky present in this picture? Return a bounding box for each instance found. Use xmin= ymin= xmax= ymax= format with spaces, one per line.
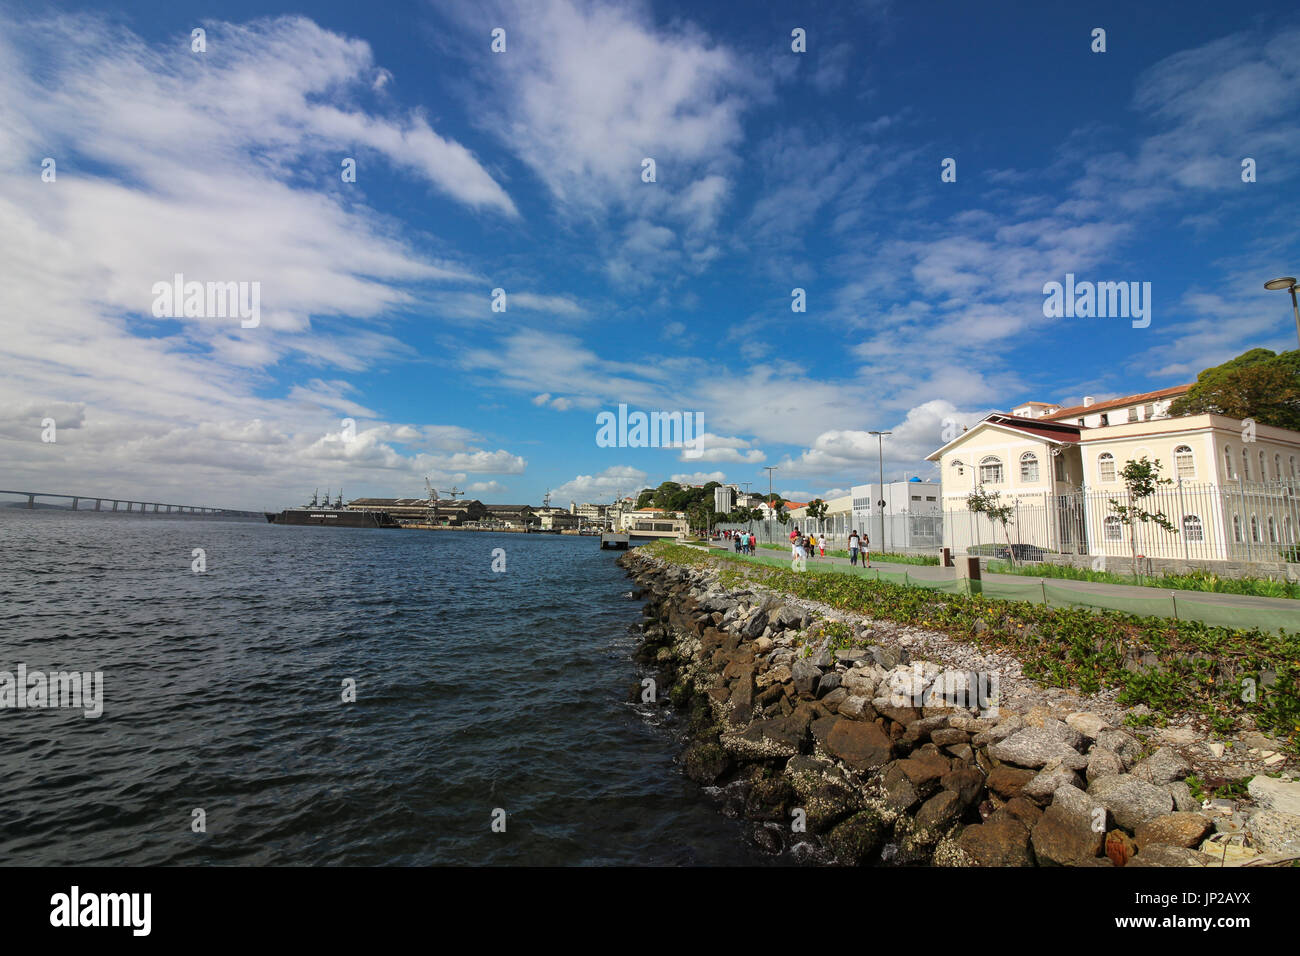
xmin=2 ymin=0 xmax=1298 ymax=510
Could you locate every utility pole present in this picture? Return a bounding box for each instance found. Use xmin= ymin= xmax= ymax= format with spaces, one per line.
xmin=868 ymin=431 xmax=892 ymax=553
xmin=763 ymin=466 xmax=778 ymax=543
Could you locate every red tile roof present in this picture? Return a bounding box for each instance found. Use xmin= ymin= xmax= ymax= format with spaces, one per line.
xmin=1043 ymin=385 xmax=1191 ymax=421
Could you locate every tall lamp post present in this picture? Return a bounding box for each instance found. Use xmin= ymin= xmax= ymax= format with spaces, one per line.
xmin=1263 ymin=276 xmax=1300 ymax=348
xmin=763 ymin=465 xmax=778 ymax=544
xmin=868 ymin=430 xmax=891 ymax=553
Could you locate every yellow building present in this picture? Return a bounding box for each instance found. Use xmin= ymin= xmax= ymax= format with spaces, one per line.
xmin=928 ymin=392 xmax=1300 ymax=566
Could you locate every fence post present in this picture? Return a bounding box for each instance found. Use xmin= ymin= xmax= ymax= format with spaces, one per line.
xmin=1041 ymin=580 xmax=1048 ymax=605
xmin=1170 ymin=591 xmax=1178 ymax=621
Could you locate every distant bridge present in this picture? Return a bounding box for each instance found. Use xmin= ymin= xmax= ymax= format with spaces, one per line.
xmin=0 ymin=489 xmax=263 ymax=519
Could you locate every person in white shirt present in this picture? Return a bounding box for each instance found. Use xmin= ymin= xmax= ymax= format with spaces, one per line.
xmin=848 ymin=530 xmax=860 ymax=566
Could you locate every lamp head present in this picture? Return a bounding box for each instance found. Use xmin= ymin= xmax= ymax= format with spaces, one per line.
xmin=1264 ymin=276 xmax=1297 ymax=291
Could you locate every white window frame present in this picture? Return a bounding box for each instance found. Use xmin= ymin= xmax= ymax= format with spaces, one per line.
xmin=1098 ymin=452 xmax=1116 ymax=483
xmin=979 ymin=456 xmax=1003 ymax=485
xmin=1020 ymin=452 xmax=1039 ymax=483
xmin=1174 ymin=445 xmax=1195 ymax=480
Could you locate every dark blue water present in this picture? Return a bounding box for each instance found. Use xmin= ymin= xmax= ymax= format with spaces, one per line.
xmin=0 ymin=511 xmax=771 ymax=865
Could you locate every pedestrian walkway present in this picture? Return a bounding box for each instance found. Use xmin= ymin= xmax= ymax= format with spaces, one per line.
xmin=704 ymin=540 xmax=1300 ymax=634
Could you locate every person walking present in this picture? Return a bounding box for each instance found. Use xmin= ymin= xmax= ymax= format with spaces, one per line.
xmin=747 ymin=530 xmax=756 ymax=555
xmin=848 ymin=529 xmax=860 ymax=566
xmin=791 ymin=533 xmax=806 ymax=572
xmin=862 ymin=531 xmax=871 ymax=569
xmin=818 ymin=533 xmax=826 ymax=558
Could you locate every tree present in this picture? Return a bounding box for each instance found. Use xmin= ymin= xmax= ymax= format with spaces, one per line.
xmin=1107 ymin=456 xmax=1178 ymax=579
xmin=966 ymin=486 xmax=1017 ymax=566
xmin=1168 ymin=348 xmax=1300 ymax=430
xmin=807 ymin=498 xmax=828 ymax=534
xmin=635 ymin=488 xmax=655 ymax=509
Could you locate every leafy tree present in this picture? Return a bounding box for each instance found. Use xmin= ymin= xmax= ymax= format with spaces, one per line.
xmin=967 ymin=486 xmax=1017 ymax=566
xmin=1107 ymin=456 xmax=1178 ymax=578
xmin=807 ymin=498 xmax=828 ymax=533
xmin=635 ymin=488 xmax=655 ymax=509
xmin=1168 ymin=348 xmax=1300 ymax=430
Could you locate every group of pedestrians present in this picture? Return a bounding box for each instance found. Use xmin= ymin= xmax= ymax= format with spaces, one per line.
xmin=723 ymin=528 xmax=757 ymax=555
xmin=788 ymin=527 xmax=871 ymax=571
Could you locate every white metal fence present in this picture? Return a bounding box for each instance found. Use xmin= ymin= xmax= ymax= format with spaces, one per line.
xmin=716 ymin=480 xmax=1300 ymax=564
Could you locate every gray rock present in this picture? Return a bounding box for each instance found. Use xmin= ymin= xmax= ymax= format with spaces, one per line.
xmin=1088 ymin=774 xmax=1175 ymax=832
xmin=1065 ymin=712 xmax=1111 ymax=741
xmin=837 ymin=695 xmax=874 ymax=721
xmin=1245 ymin=809 xmax=1300 ymax=855
xmin=1130 ymin=747 xmax=1192 ymax=785
xmin=988 ymin=728 xmax=1085 ymax=770
xmin=816 ymin=672 xmax=842 ymax=698
xmin=791 ymin=658 xmax=821 ymax=697
xmin=1247 ymin=776 xmax=1300 ymax=817
xmin=1086 ymin=747 xmax=1124 ymax=783
xmin=1127 ymin=844 xmax=1216 ymax=867
xmin=841 ymin=669 xmax=877 ymax=698
xmin=1022 ymin=763 xmax=1084 ymax=802
xmin=1095 ymin=729 xmax=1143 ymax=769
xmin=1164 ymin=781 xmax=1198 ymax=813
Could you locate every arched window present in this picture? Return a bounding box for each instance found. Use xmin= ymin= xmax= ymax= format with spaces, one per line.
xmin=1020 ymin=452 xmax=1039 ymax=483
xmin=1098 ymin=453 xmax=1116 ymax=482
xmin=1103 ymin=516 xmax=1122 ymax=541
xmin=1250 ymin=515 xmax=1260 ymax=543
xmin=1182 ymin=514 xmax=1204 ymax=542
xmin=1242 ymin=449 xmax=1251 ymax=481
xmin=952 ymin=459 xmax=965 ymax=477
xmin=1224 ymin=445 xmax=1235 ymax=479
xmin=1233 ymin=514 xmax=1242 ymax=542
xmin=1260 ymin=450 xmax=1267 ymax=480
xmin=1174 ymin=445 xmax=1195 ymax=480
xmin=1275 ymin=454 xmax=1282 ymax=482
xmin=979 ymin=456 xmax=1003 ymax=484
xmin=1268 ymin=516 xmax=1278 ymax=543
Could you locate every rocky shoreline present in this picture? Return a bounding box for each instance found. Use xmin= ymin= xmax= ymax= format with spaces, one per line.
xmin=619 ymin=547 xmax=1300 ymax=866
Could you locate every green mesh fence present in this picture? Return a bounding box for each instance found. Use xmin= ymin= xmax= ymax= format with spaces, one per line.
xmin=728 ymin=550 xmax=1300 ymax=634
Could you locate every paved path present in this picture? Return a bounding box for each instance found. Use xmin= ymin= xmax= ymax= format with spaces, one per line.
xmin=705 ymin=540 xmax=1300 ymax=614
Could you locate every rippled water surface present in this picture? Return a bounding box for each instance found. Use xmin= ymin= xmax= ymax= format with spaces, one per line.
xmin=0 ymin=511 xmax=773 ymax=865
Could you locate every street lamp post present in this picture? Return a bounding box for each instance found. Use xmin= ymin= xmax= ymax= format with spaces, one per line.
xmin=1264 ymin=276 xmax=1300 ymax=348
xmin=868 ymin=430 xmax=892 ymax=554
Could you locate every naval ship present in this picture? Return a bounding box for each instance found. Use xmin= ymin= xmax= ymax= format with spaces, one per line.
xmin=265 ymin=489 xmax=401 ymax=528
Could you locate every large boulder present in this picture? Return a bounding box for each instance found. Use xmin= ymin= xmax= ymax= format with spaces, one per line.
xmin=916 ymin=790 xmax=965 ymax=832
xmin=988 ymin=728 xmax=1085 ymax=769
xmin=1134 ymin=813 xmax=1214 ymax=850
xmin=1095 ymin=729 xmax=1143 ymax=769
xmin=824 ymin=718 xmax=894 ymax=772
xmin=825 ymin=810 xmax=889 ymax=865
xmin=987 ymin=765 xmax=1037 ymax=799
xmin=1130 ymin=747 xmax=1192 ymax=785
xmin=682 ymin=742 xmax=732 ymax=785
xmin=1127 ymin=844 xmax=1217 ymax=867
xmin=1089 ymin=775 xmax=1174 ymax=832
xmin=1244 ymin=809 xmax=1300 ymax=856
xmin=957 ymin=819 xmax=1034 ymax=866
xmin=791 ymin=658 xmax=821 ymax=697
xmin=1031 ymin=803 xmax=1105 ymax=866
xmin=1247 ymin=776 xmax=1300 ymax=817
